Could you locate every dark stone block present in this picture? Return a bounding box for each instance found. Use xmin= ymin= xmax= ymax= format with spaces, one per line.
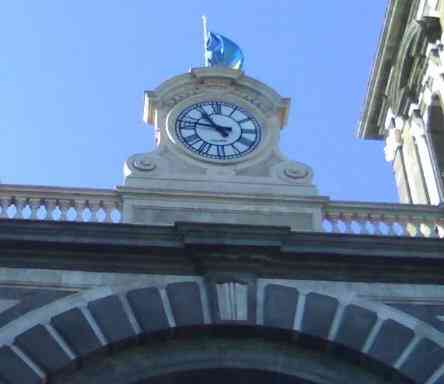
xmin=301 ymin=293 xmax=338 ymax=339
xmin=127 ymin=287 xmax=169 ymax=334
xmin=88 ymin=295 xmax=135 ymax=347
xmin=0 ymin=346 xmax=42 ymax=384
xmin=263 ymin=284 xmax=298 ymax=329
xmin=400 ymin=339 xmax=444 ymax=383
xmin=368 ymin=319 xmax=414 ymax=366
xmin=166 ymin=282 xmax=204 ymax=326
xmin=389 ymin=302 xmax=444 ymax=333
xmin=51 ymin=308 xmax=102 ymax=357
xmin=15 ymin=324 xmax=74 ymax=375
xmin=0 ymin=288 xmax=72 ymax=328
xmin=335 ymin=305 xmax=377 ymax=351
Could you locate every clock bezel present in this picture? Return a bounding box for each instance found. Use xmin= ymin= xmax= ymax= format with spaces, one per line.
xmin=165 ymin=95 xmax=270 ymax=165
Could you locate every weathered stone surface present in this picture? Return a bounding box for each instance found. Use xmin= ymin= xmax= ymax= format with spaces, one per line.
xmin=335 ymin=305 xmax=377 ymax=350
xmin=0 ymin=346 xmax=42 ymax=384
xmin=389 ymin=302 xmax=444 ymax=332
xmin=15 ymin=324 xmax=73 ymax=374
xmin=51 ymin=308 xmax=102 ymax=357
xmin=88 ymin=295 xmax=135 ymax=347
xmin=400 ymin=339 xmax=444 ymax=383
xmin=127 ymin=287 xmax=169 ymax=333
xmin=166 ymin=282 xmax=204 ymax=326
xmin=263 ymin=284 xmax=298 ymax=329
xmin=301 ymin=293 xmax=338 ymax=339
xmin=368 ymin=319 xmax=414 ymax=365
xmin=0 ymin=288 xmax=72 ymax=328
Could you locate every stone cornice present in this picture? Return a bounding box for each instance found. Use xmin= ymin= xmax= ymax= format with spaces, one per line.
xmin=1 ymin=219 xmax=444 ymax=283
xmin=358 ymin=0 xmax=415 ymax=139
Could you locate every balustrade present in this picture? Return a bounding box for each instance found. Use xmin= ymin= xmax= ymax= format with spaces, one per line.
xmin=1 ymin=184 xmax=444 ymax=238
xmin=323 ymin=201 xmax=444 ymax=238
xmin=0 ymin=184 xmax=122 ymax=223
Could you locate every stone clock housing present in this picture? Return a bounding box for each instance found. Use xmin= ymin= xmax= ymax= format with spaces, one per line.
xmin=121 ymin=67 xmax=321 ymax=230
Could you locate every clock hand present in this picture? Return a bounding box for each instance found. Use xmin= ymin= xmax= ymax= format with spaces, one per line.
xmin=199 ymin=111 xmax=232 ymax=137
xmin=200 ymin=110 xmax=217 ymax=125
xmin=195 ymin=122 xmax=232 ymax=131
xmin=195 ymin=121 xmax=232 ymax=137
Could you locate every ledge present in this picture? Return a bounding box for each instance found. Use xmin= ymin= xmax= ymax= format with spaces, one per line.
xmin=1 ymin=220 xmax=444 ymax=283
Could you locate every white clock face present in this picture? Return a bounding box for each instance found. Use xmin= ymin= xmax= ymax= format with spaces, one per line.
xmin=175 ymin=101 xmax=262 ymax=161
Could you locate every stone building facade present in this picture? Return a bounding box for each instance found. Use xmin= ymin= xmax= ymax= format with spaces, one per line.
xmin=1 ymin=1 xmax=444 ymax=383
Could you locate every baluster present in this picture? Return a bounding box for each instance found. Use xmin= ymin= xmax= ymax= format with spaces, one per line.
xmin=45 ymin=199 xmax=56 ymax=220
xmin=405 ymin=217 xmax=422 ymax=237
xmin=414 ymin=217 xmax=425 ymax=238
xmin=114 ymin=200 xmax=122 ymax=223
xmin=73 ymin=200 xmax=86 ymax=222
xmin=420 ymin=218 xmax=436 ymax=238
xmin=28 ymin=198 xmax=41 ymax=220
xmin=0 ymin=198 xmax=9 ymax=218
xmin=102 ymin=201 xmax=114 ymax=223
xmin=327 ymin=213 xmax=341 ymax=233
xmin=381 ymin=215 xmax=394 ymax=236
xmin=58 ymin=200 xmax=71 ymax=221
xmin=14 ymin=198 xmax=26 ymax=219
xmin=369 ymin=214 xmax=383 ymax=235
xmin=88 ymin=200 xmax=100 ymax=222
xmin=356 ymin=213 xmax=370 ymax=235
xmin=436 ymin=220 xmax=444 ymax=238
xmin=396 ymin=216 xmax=408 ymax=237
xmin=424 ymin=219 xmax=439 ymax=239
xmin=341 ymin=213 xmax=354 ymax=234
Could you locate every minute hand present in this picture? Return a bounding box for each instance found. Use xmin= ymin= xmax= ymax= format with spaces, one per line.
xmin=196 ymin=122 xmax=232 ymax=131
xmin=200 ymin=112 xmax=231 ymax=137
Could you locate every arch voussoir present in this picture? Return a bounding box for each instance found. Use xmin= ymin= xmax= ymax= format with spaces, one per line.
xmin=2 ymin=279 xmax=444 ymax=383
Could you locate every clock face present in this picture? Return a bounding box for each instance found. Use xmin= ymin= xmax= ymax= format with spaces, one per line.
xmin=175 ymin=101 xmax=262 ymax=160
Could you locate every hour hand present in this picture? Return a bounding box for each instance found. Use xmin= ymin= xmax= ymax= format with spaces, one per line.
xmin=196 ymin=121 xmax=231 ymax=137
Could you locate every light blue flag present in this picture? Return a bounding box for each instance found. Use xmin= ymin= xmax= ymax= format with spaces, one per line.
xmin=206 ymin=32 xmax=244 ymax=70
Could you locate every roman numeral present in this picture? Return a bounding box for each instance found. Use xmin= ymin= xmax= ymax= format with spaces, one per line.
xmin=196 ymin=104 xmax=209 ymax=117
xmin=197 ymin=142 xmax=212 ymax=154
xmin=241 ymin=128 xmax=256 ymax=135
xmin=184 ymin=134 xmax=201 ymax=145
xmin=178 ymin=119 xmax=197 ymax=129
xmin=216 ymin=145 xmax=226 ymax=158
xmin=228 ymin=106 xmax=238 ymax=117
xmin=210 ymin=102 xmax=222 ymax=114
xmin=237 ymin=117 xmax=251 ymax=124
xmin=231 ymin=144 xmax=241 ymax=154
xmin=237 ymin=137 xmax=254 ymax=147
xmin=182 ymin=115 xmax=200 ymax=121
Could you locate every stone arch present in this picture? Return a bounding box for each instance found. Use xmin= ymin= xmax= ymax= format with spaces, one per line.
xmin=388 ymin=20 xmax=435 ymax=116
xmin=0 ymin=279 xmax=443 ymax=383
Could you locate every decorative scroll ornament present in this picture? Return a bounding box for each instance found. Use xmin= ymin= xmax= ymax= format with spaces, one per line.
xmin=133 ymin=158 xmax=156 ymax=171
xmin=284 ymin=167 xmax=309 ymax=180
xmin=272 ymin=161 xmax=312 ymax=183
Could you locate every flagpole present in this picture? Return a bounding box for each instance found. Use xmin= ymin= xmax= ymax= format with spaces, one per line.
xmin=202 ymin=15 xmax=209 ymax=67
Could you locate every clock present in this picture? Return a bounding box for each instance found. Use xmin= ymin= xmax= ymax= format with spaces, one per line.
xmin=174 ymin=101 xmax=262 ymax=161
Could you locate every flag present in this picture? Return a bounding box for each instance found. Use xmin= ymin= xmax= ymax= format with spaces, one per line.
xmin=205 ymin=32 xmax=244 ymax=70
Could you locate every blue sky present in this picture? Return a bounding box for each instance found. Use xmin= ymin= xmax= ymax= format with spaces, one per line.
xmin=0 ymin=1 xmax=392 ymax=202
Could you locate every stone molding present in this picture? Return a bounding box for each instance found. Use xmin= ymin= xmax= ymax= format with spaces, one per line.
xmin=2 ymin=220 xmax=444 ymax=284
xmin=144 ymin=67 xmax=290 ymax=128
xmin=359 ymin=0 xmax=441 ymax=139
